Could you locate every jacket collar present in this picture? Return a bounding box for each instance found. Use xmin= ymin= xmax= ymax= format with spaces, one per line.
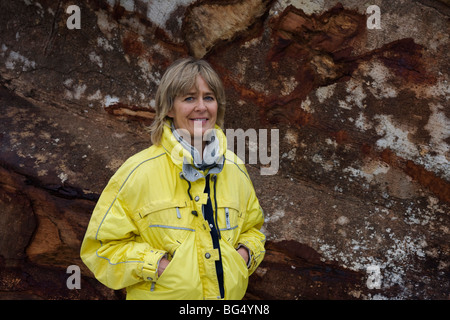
xmin=160 ymin=120 xmax=227 ymax=182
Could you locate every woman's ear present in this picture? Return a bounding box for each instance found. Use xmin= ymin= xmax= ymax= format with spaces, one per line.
xmin=167 ymin=108 xmax=174 ymax=118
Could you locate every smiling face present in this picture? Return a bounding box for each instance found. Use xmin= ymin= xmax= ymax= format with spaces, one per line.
xmin=168 ymin=75 xmax=218 ymax=145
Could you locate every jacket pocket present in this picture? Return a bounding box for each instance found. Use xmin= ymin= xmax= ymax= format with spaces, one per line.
xmin=126 ymin=232 xmax=203 ymax=300
xmin=149 ymin=232 xmax=203 ymax=299
xmin=217 ymin=203 xmax=242 ymax=247
xmin=220 ymin=239 xmax=249 ymax=300
xmin=134 ymin=200 xmax=194 ymax=256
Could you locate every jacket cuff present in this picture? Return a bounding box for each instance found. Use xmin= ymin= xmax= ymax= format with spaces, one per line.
xmin=141 ymin=249 xmax=167 ymax=282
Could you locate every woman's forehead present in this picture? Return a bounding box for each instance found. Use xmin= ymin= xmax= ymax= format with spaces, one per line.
xmin=177 ymin=75 xmax=213 ymax=96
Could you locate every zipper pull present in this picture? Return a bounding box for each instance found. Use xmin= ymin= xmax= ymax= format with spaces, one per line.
xmin=225 ymin=207 xmax=230 ymax=229
xmin=176 ymin=207 xmax=181 ymax=219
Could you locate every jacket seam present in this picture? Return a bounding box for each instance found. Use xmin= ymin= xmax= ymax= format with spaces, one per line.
xmin=95 ymin=240 xmax=144 ymax=265
xmin=149 ymin=224 xmax=195 ymax=232
xmin=219 ymin=225 xmax=238 ymax=231
xmin=94 ymin=152 xmax=165 ymax=265
xmin=224 ymin=156 xmax=250 ymax=181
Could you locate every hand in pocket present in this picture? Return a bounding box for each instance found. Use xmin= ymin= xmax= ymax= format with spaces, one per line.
xmin=237 ymin=246 xmax=249 ymax=265
xmin=158 ymin=257 xmax=170 ymax=276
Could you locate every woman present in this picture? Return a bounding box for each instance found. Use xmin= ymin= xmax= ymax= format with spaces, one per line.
xmin=80 ymin=57 xmax=266 ymax=300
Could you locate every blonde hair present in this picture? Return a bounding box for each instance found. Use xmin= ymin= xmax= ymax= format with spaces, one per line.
xmin=149 ymin=57 xmax=226 ymax=145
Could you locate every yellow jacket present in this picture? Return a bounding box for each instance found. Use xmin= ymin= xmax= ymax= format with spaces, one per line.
xmin=80 ymin=122 xmax=266 ymax=299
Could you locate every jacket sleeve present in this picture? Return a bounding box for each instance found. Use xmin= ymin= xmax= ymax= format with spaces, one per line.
xmin=236 ymin=170 xmax=266 ymax=276
xmin=80 ymin=175 xmax=167 ymax=290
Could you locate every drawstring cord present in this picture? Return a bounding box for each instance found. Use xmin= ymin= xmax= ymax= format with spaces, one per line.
xmin=179 ymin=172 xmax=193 ymax=200
xmin=186 ymin=180 xmax=193 ymax=200
xmin=180 ymin=172 xmax=198 ymax=216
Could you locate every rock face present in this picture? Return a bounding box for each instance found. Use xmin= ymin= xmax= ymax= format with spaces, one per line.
xmin=0 ymin=0 xmax=448 ymax=300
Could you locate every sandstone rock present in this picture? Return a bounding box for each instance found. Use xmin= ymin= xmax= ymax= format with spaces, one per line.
xmin=0 ymin=0 xmax=448 ymax=300
xmin=183 ymin=0 xmax=275 ymax=58
xmin=0 ymin=168 xmax=36 ymax=265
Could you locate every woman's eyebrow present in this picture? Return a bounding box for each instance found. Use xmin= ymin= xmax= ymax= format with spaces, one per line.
xmin=180 ymin=90 xmax=197 ymax=96
xmin=182 ymin=90 xmax=215 ymax=96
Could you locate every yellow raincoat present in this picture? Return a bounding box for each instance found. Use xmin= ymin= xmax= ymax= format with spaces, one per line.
xmin=80 ymin=122 xmax=266 ymax=299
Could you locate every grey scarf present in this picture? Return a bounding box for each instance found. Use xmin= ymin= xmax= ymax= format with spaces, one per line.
xmin=171 ymin=123 xmax=224 ymax=181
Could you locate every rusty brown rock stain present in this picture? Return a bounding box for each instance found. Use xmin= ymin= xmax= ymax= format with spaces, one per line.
xmin=122 ymin=31 xmax=145 ymax=57
xmin=111 ymin=2 xmax=126 ymax=21
xmin=404 ymin=160 xmax=450 ymax=203
xmin=220 ymin=4 xmax=447 ymax=205
xmin=377 ymin=38 xmax=436 ymax=85
xmin=269 ymin=4 xmax=364 ymax=58
xmin=376 ymin=148 xmax=450 ymax=203
xmin=331 ymin=130 xmax=350 ymax=144
xmin=104 ymin=1 xmax=188 ymax=57
xmin=104 ymin=102 xmax=155 ymax=125
xmin=220 ymin=5 xmax=436 ymax=132
xmin=212 ymin=4 xmax=369 ymax=128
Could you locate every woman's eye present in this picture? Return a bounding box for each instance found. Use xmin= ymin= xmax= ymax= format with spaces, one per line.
xmin=204 ymin=96 xmax=215 ymax=101
xmin=184 ymin=97 xmax=194 ymax=102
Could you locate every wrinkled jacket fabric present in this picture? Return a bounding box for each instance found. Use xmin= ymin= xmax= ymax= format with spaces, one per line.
xmin=80 ymin=122 xmax=266 ymax=300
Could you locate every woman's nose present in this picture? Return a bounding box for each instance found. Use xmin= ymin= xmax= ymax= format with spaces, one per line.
xmin=194 ymin=99 xmax=207 ymax=111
